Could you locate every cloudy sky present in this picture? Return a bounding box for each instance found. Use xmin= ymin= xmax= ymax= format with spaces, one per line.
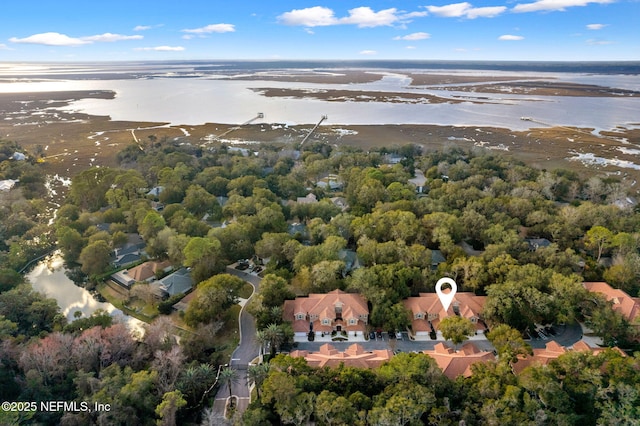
xmin=1 ymin=0 xmax=637 ymax=61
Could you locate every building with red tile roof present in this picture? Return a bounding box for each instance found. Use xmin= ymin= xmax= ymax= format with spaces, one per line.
xmin=512 ymin=340 xmax=626 ymax=374
xmin=403 ymin=291 xmax=487 ymax=337
xmin=283 ymin=289 xmax=369 ymax=339
xmin=289 ymin=343 xmax=393 ymax=369
xmin=423 ymin=342 xmax=495 ymax=379
xmin=110 ymin=260 xmax=172 ymax=289
xmin=584 ymin=282 xmax=640 ymax=324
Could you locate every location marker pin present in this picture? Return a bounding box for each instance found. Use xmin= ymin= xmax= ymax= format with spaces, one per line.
xmin=435 ymin=277 xmax=457 ymax=312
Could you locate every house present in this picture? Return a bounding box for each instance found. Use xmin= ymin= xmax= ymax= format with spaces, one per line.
xmin=283 ymin=289 xmax=369 ymax=340
xmin=329 ymin=197 xmax=349 ymax=212
xmin=150 ymin=268 xmax=193 ymax=299
xmin=317 ymin=174 xmax=344 ymax=191
xmin=512 ymin=340 xmax=625 ymax=374
xmin=583 ymin=282 xmax=640 ymax=325
xmin=423 ymin=342 xmax=495 ymax=379
xmin=525 ymin=238 xmax=552 ymax=251
xmin=431 ymin=250 xmax=446 ymax=270
xmin=296 ymin=193 xmax=318 ymax=204
xmin=403 ymin=291 xmax=487 ymax=338
xmin=290 ymin=343 xmax=393 ymax=369
xmin=147 ymin=186 xmax=164 ymax=197
xmin=110 ymin=260 xmax=171 ymax=289
xmin=0 ymin=179 xmax=18 ymax=192
xmin=112 ymin=233 xmax=146 ymax=267
xmin=338 ymin=249 xmax=362 ymax=273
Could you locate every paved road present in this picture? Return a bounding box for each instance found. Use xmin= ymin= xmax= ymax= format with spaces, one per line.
xmin=212 ymin=268 xmax=262 ymax=415
xmin=294 ymin=322 xmax=584 ymax=354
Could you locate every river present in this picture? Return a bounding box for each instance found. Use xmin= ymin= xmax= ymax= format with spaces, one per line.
xmin=26 ymin=253 xmax=146 ymax=335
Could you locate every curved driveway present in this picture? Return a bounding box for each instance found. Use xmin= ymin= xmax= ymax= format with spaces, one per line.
xmin=213 ymin=267 xmax=262 ymax=415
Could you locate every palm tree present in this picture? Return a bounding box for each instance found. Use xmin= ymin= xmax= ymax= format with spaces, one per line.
xmin=264 ymin=323 xmax=284 ymax=358
xmin=247 ymin=363 xmax=270 ymax=399
xmin=256 ymin=329 xmax=268 ymax=356
xmin=218 ymin=367 xmax=239 ymax=401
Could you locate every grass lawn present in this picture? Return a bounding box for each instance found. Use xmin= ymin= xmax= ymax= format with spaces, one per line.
xmin=213 ymin=305 xmax=241 ymax=362
xmin=97 ymin=281 xmax=157 ymax=323
xmin=238 ymin=282 xmax=254 ymax=299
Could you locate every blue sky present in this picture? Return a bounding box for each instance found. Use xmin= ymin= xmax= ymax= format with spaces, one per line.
xmin=1 ymin=0 xmax=637 ymax=61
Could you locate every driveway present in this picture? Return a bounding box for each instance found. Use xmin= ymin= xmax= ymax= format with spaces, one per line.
xmin=212 ymin=267 xmax=262 ymax=414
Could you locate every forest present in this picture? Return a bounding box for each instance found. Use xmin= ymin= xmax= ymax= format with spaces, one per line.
xmin=1 ymin=135 xmax=640 ymax=425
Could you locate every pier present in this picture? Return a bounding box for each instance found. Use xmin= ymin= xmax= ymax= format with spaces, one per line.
xmin=299 ymin=114 xmax=328 ymax=148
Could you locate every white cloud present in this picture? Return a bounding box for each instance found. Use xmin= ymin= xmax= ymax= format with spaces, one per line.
xmin=340 ymin=7 xmax=399 ymax=28
xmin=182 ymin=24 xmax=236 ymax=34
xmin=305 ymin=28 xmax=315 ymax=35
xmin=427 ymin=2 xmax=472 ymax=17
xmin=278 ymin=6 xmax=426 ymax=28
xmin=466 ymin=6 xmax=507 ymax=18
xmin=587 ymin=23 xmax=606 ymax=30
xmin=394 ymin=32 xmax=431 ymax=41
xmin=134 ymin=46 xmax=185 ymax=51
xmin=359 ymin=50 xmax=377 ymax=55
xmin=513 ymin=0 xmax=614 ymax=13
xmin=499 ymin=34 xmax=524 ymax=40
xmin=134 ymin=25 xmax=152 ymax=31
xmin=406 ymin=45 xmax=417 ymax=49
xmin=10 ymin=31 xmax=143 ymax=46
xmin=426 ymin=2 xmax=506 ymax=18
xmin=9 ymin=32 xmax=90 ymax=46
xmin=278 ymin=6 xmax=337 ymax=27
xmin=82 ymin=33 xmax=143 ymax=42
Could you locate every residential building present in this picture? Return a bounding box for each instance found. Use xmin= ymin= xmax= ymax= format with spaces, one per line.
xmin=403 ymin=291 xmax=487 ymax=338
xmin=423 ymin=342 xmax=495 ymax=379
xmin=283 ymin=289 xmax=369 ymax=339
xmin=290 ymin=343 xmax=392 ymax=369
xmin=512 ymin=340 xmax=625 ymax=374
xmin=110 ymin=260 xmax=172 ymax=289
xmin=150 ymin=268 xmax=193 ymax=299
xmin=584 ymin=282 xmax=640 ymax=325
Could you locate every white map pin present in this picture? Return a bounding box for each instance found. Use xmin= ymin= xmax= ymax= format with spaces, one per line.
xmin=435 ymin=277 xmax=457 ymax=312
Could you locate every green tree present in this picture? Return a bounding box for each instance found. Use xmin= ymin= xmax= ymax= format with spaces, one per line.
xmin=139 ymin=211 xmax=166 ymax=241
xmin=218 ymin=367 xmax=239 ymax=400
xmin=439 ymin=316 xmax=476 ymax=350
xmin=585 ymin=225 xmax=614 ymax=262
xmin=486 ymin=324 xmax=532 ymax=363
xmin=78 ymin=240 xmax=112 ymax=277
xmin=155 ymin=390 xmax=186 ymax=426
xmin=315 ymin=390 xmax=357 ymax=426
xmin=184 ymin=274 xmax=244 ymax=326
xmin=247 ymin=363 xmax=270 ymax=400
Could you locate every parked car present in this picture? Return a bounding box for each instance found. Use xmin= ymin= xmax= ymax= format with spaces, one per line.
xmin=376 ymin=330 xmax=382 ymax=340
xmin=396 ymin=331 xmax=403 ymax=340
xmin=369 ymin=331 xmax=376 ymax=340
xmin=388 ymin=330 xmax=395 ymax=339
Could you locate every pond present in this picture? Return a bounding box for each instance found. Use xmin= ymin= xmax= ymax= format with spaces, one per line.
xmin=26 ymin=253 xmax=145 ymax=335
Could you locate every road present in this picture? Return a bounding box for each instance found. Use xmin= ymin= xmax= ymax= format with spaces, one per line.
xmin=293 ymin=322 xmax=584 ymax=354
xmin=212 ymin=267 xmax=262 ymax=417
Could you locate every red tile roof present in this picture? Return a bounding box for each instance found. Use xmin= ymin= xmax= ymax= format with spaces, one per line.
xmin=403 ymin=291 xmax=486 ymax=332
xmin=584 ymin=282 xmax=640 ymax=323
xmin=423 ymin=342 xmax=495 ymax=379
xmin=283 ymin=290 xmax=369 ymax=333
xmin=290 ymin=343 xmax=393 ymax=369
xmin=512 ymin=340 xmax=626 ymax=374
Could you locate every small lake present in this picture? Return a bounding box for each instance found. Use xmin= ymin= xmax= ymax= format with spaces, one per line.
xmin=26 ymin=253 xmax=145 ymax=335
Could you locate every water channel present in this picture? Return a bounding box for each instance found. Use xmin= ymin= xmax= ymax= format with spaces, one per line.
xmin=26 ymin=252 xmax=145 ymax=335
